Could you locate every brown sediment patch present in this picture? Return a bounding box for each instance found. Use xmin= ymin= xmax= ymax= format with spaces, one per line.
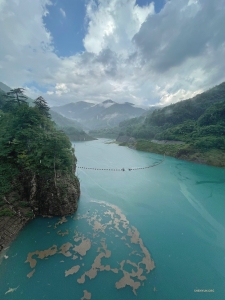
xmin=37 ymin=245 xmax=58 ymax=259
xmin=88 ymin=214 xmax=97 ymax=224
xmin=129 ymin=250 xmax=142 ymax=257
xmin=129 ymin=265 xmax=146 ymax=281
xmin=74 ymin=237 xmax=82 ymax=242
xmin=54 ymin=216 xmax=67 ymax=229
xmin=73 ymin=238 xmax=91 ymax=256
xmin=104 ymin=209 xmax=114 ymax=219
xmin=87 ymin=213 xmax=113 ymax=233
xmin=77 ymin=273 xmax=86 ymax=284
xmin=59 ymin=242 xmax=73 ymax=257
xmin=93 ymin=220 xmax=104 ymax=232
xmin=27 ymin=269 xmax=35 ymax=278
xmin=91 ymin=201 xmax=129 ymax=230
xmin=24 ymin=200 xmax=156 ymax=296
xmin=115 ymin=271 xmax=141 ymax=296
xmin=126 ymin=226 xmax=155 ymax=273
xmin=25 ymin=252 xmax=37 ymax=268
xmin=65 ymin=265 xmax=80 ymax=277
xmin=81 ymin=290 xmax=92 ymax=300
xmin=138 ymin=238 xmax=155 ymax=273
xmin=126 ymin=260 xmax=138 ymax=268
xmin=74 ymin=212 xmax=89 ymax=221
xmin=77 ymin=240 xmax=114 ymax=284
xmin=111 ymin=268 xmax=119 ymax=273
xmin=113 ymin=218 xmax=123 ymax=233
xmin=127 ymin=226 xmax=140 ymax=244
xmin=57 ymin=229 xmax=69 ymax=237
xmin=25 ymin=245 xmax=57 ymax=268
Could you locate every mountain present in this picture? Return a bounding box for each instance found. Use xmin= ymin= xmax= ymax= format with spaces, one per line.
xmin=50 ymin=110 xmax=95 ymax=141
xmin=50 ymin=110 xmax=82 ymax=129
xmin=51 ymin=99 xmax=146 ymax=129
xmin=116 ymin=81 xmax=225 ymax=167
xmin=0 ymin=82 xmax=11 ymax=93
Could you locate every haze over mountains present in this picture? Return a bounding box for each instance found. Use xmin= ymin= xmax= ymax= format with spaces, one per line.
xmin=51 ymin=100 xmax=146 ymax=130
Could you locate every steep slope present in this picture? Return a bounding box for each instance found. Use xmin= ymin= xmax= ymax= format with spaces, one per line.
xmin=146 ymin=82 xmax=225 ymax=127
xmin=0 ymin=82 xmax=11 ymax=93
xmin=50 ymin=110 xmax=82 ymax=129
xmin=118 ymin=81 xmax=225 ymax=167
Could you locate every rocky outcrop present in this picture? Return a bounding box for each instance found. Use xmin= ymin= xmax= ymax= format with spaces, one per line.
xmin=20 ymin=172 xmax=80 ymax=216
xmin=0 ymin=164 xmax=80 ymax=253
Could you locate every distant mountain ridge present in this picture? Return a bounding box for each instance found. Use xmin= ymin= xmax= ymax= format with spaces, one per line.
xmin=51 ymin=100 xmax=146 ymax=129
xmin=0 ymin=82 xmax=11 ymax=93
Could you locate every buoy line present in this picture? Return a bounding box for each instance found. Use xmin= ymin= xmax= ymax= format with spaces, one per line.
xmin=77 ymin=154 xmax=165 ymax=171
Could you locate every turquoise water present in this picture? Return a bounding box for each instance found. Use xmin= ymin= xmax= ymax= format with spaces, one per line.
xmin=0 ymin=139 xmax=225 ymax=299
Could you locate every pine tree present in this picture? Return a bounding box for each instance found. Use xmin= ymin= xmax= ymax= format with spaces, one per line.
xmin=4 ymin=88 xmax=28 ymax=106
xmin=34 ymin=96 xmax=51 ymax=118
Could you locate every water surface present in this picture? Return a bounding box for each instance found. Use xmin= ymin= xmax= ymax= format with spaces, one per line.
xmin=0 ymin=139 xmax=225 ymax=299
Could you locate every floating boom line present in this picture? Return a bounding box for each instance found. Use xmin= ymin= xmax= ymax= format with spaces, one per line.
xmin=77 ymin=154 xmax=165 ymax=171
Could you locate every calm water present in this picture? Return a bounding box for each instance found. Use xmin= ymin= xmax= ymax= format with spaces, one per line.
xmin=0 ymin=139 xmax=225 ymax=300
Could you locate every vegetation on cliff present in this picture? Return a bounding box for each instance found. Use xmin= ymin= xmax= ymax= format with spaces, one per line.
xmin=0 ymin=89 xmax=80 ymax=218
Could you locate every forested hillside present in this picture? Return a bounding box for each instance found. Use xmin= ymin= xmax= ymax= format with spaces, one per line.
xmin=91 ymin=82 xmax=225 ymax=167
xmin=0 ymin=89 xmax=80 ymax=219
xmin=50 ymin=110 xmax=95 ymax=141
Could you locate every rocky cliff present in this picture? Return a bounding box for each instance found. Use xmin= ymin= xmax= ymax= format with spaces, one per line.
xmin=17 ymin=159 xmax=80 ymax=216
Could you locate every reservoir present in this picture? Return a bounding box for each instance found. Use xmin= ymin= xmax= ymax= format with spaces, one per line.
xmin=0 ymin=139 xmax=225 ymax=299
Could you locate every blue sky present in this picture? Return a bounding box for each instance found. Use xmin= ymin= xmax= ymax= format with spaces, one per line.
xmin=0 ymin=0 xmax=225 ymax=106
xmin=43 ymin=0 xmax=166 ymax=57
xmin=43 ymin=0 xmax=86 ymax=56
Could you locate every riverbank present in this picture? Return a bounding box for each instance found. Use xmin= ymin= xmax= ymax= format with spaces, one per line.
xmin=115 ymin=137 xmax=225 ymax=167
xmin=135 ymin=139 xmax=225 ymax=168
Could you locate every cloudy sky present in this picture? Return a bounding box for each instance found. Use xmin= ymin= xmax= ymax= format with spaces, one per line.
xmin=0 ymin=0 xmax=225 ymax=107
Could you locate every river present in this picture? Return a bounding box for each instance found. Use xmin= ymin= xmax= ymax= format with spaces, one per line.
xmin=0 ymin=139 xmax=225 ymax=299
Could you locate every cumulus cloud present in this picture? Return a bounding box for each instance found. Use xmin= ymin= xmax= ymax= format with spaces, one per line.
xmin=0 ymin=0 xmax=225 ymax=107
xmin=83 ymin=0 xmax=154 ymax=55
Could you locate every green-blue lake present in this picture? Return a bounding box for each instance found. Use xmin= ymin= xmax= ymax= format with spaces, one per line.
xmin=0 ymin=139 xmax=225 ymax=299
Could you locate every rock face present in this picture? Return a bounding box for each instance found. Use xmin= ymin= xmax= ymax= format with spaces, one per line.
xmin=37 ymin=174 xmax=80 ymax=216
xmin=19 ymin=171 xmax=80 ymax=216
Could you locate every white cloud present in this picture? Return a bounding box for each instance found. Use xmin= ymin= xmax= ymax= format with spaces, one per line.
xmin=0 ymin=0 xmax=225 ymax=107
xmin=60 ymin=8 xmax=66 ymax=18
xmin=83 ymin=0 xmax=154 ymax=55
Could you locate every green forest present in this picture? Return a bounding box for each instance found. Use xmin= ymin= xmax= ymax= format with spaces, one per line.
xmin=0 ymin=89 xmax=79 ymax=217
xmin=91 ymin=82 xmax=225 ymax=167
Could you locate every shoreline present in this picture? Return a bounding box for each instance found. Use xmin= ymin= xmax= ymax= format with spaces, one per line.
xmin=114 ymin=139 xmax=225 ymax=168
xmin=0 ymin=216 xmax=30 ymax=255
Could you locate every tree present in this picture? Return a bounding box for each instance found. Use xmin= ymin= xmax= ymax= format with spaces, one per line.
xmin=4 ymin=88 xmax=28 ymax=106
xmin=34 ymin=96 xmax=50 ymax=118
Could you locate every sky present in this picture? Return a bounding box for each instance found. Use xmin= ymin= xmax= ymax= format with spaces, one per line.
xmin=0 ymin=0 xmax=225 ymax=107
